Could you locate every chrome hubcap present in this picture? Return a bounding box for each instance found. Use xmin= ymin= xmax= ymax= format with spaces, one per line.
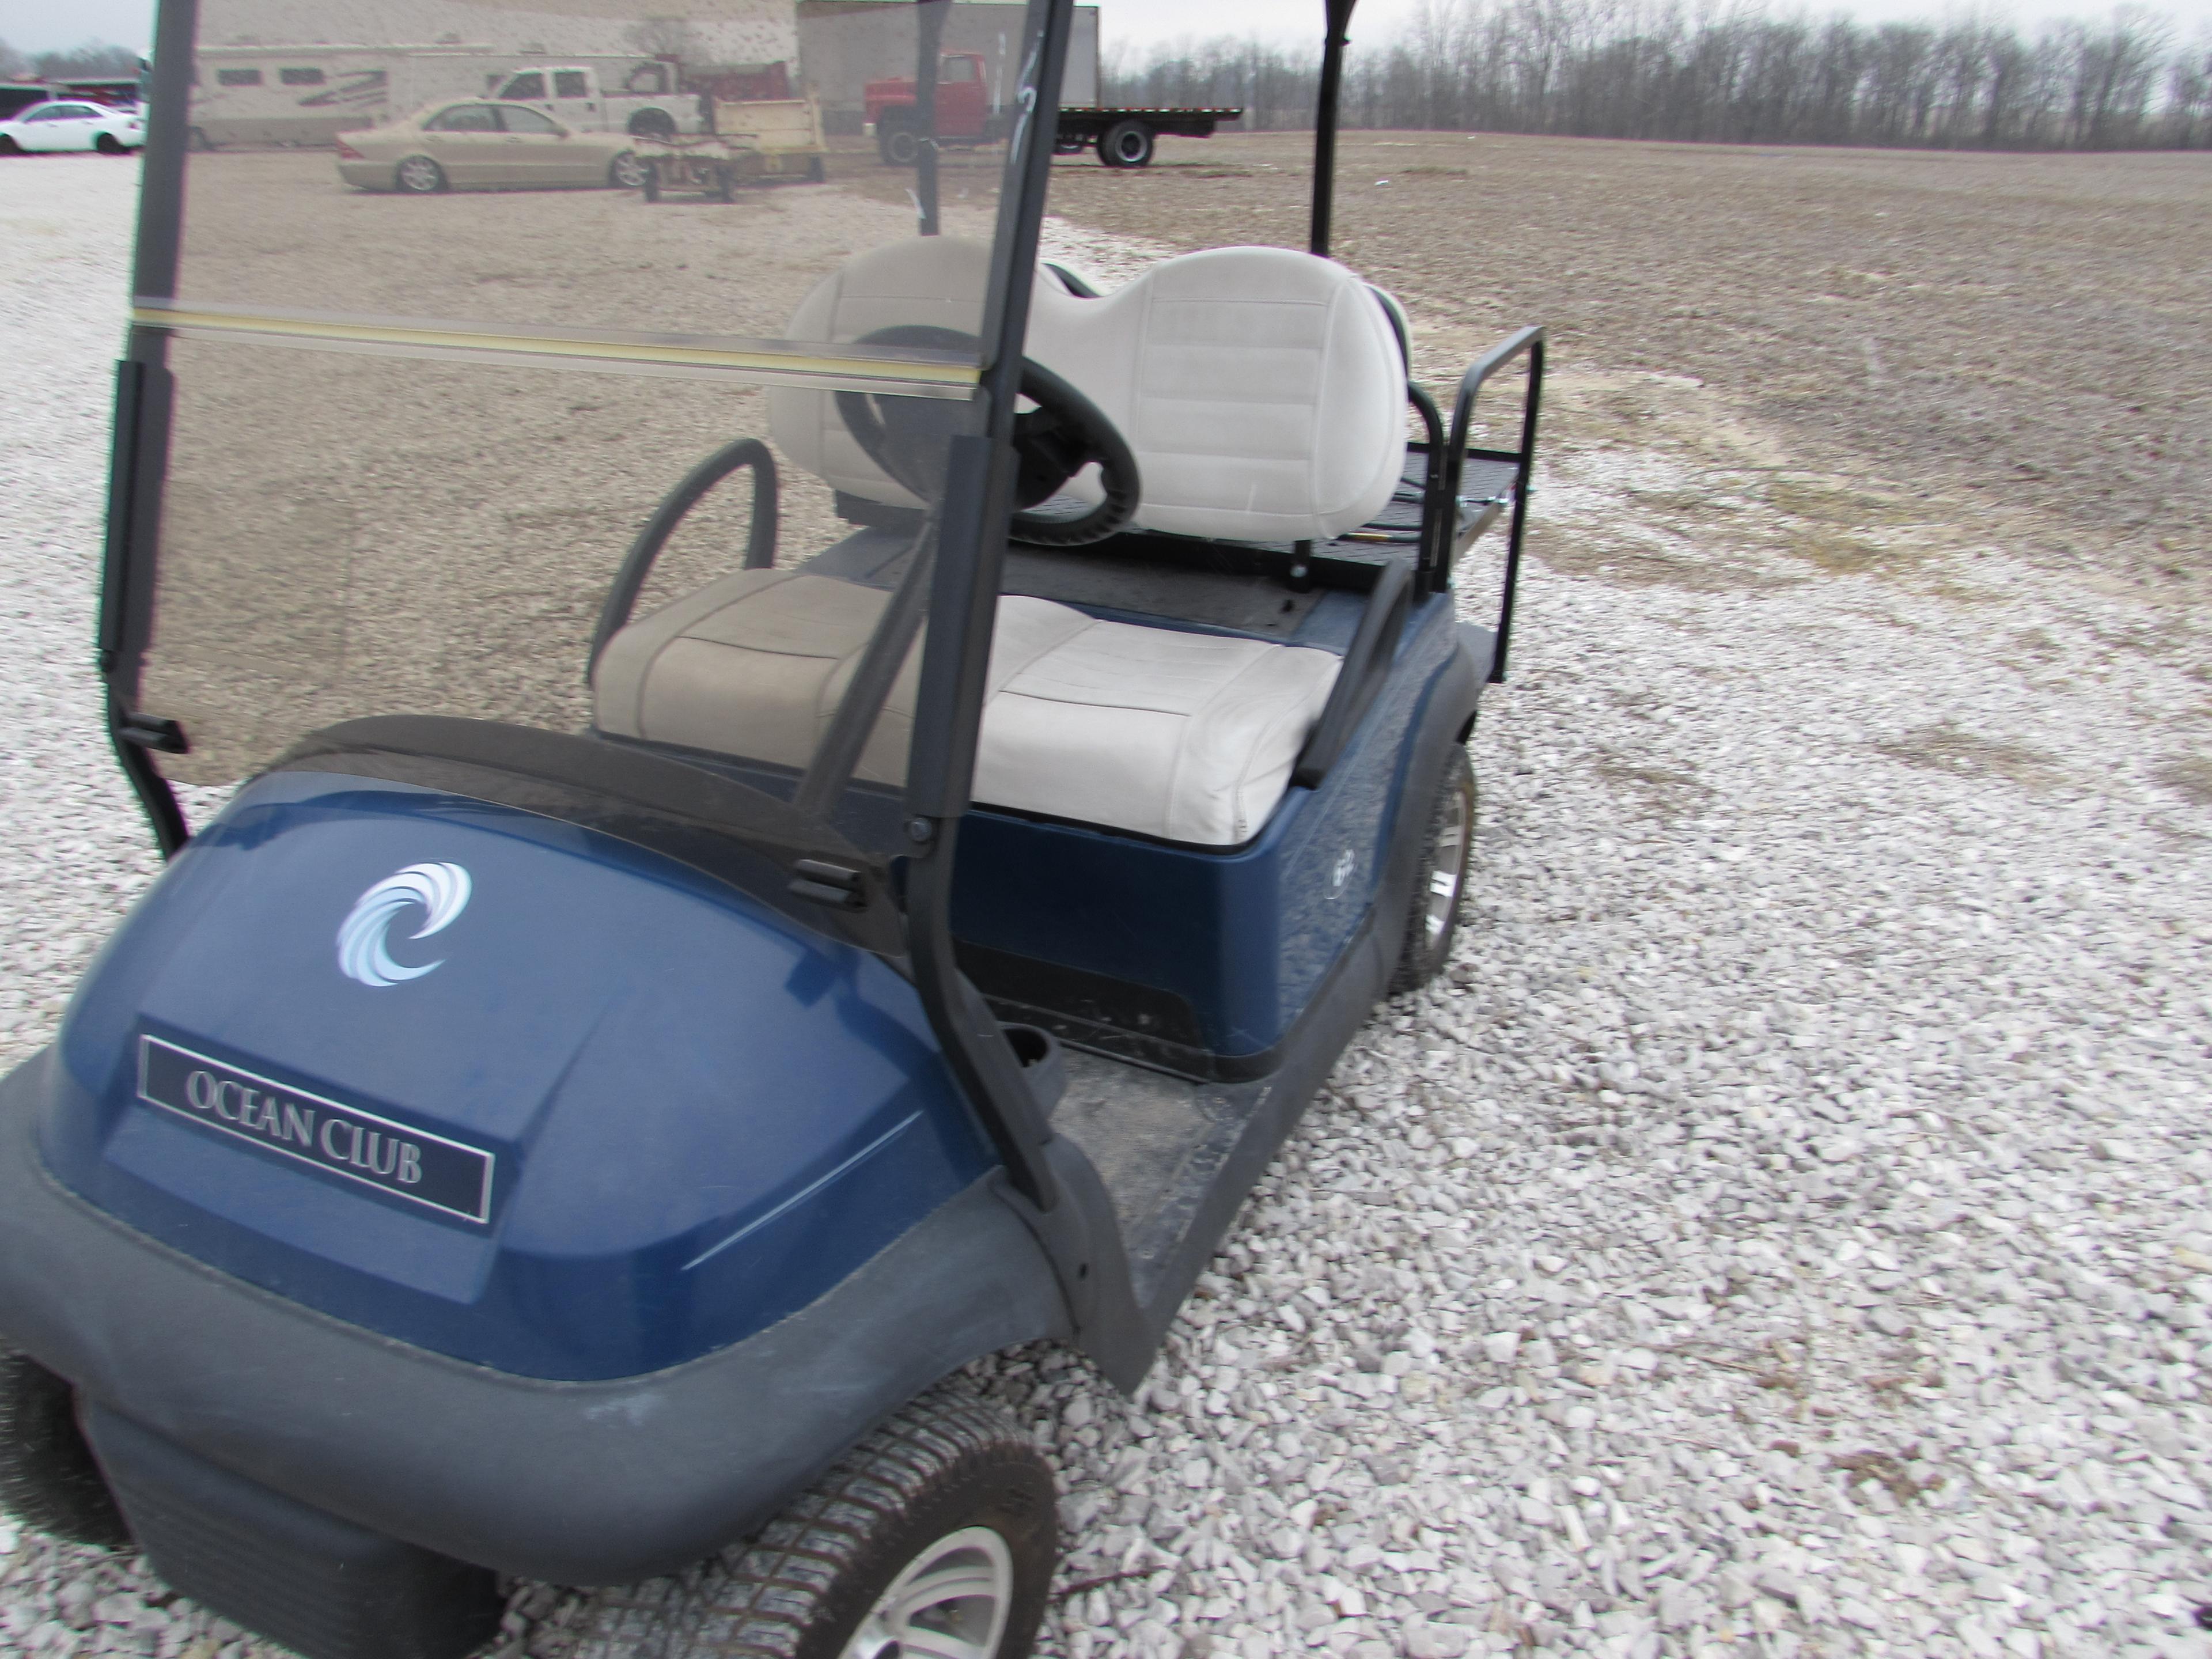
xmin=1424 ymin=784 xmax=1469 ymax=947
xmin=839 ymin=1527 xmax=1013 ymax=1659
xmin=397 ymin=159 xmax=438 ymax=191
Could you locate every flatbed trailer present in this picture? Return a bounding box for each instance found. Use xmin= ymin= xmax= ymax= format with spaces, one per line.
xmin=867 ymin=50 xmax=1238 ymax=167
xmin=1051 ymin=104 xmax=1243 ymax=166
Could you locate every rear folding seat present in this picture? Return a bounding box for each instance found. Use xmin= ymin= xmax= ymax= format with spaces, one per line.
xmin=592 ymin=240 xmax=1407 ymax=846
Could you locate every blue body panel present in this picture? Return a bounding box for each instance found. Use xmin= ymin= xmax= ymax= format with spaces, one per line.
xmin=953 ymin=593 xmax=1461 ymax=1058
xmin=37 ymin=594 xmax=1463 ymax=1382
xmin=42 ymin=773 xmax=990 ymax=1381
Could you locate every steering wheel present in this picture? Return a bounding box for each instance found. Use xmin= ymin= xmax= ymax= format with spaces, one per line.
xmin=1007 ymin=358 xmax=1140 ymax=547
xmin=836 ymin=326 xmax=1140 ymax=548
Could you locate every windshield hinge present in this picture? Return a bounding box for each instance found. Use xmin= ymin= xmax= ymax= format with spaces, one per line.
xmin=116 ymin=712 xmax=189 ymax=754
xmin=789 ymin=858 xmax=865 ymax=910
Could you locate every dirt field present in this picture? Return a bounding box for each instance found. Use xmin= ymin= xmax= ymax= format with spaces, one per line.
xmin=1050 ymin=131 xmax=2212 ymax=594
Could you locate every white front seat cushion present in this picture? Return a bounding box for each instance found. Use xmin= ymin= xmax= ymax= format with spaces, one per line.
xmin=768 ymin=240 xmax=1406 ymax=543
xmin=974 ymin=603 xmax=1340 ymax=844
xmin=593 ymin=577 xmax=1340 ymax=845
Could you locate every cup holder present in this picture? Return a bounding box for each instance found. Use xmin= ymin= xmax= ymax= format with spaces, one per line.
xmin=1002 ymin=1023 xmax=1066 ymax=1113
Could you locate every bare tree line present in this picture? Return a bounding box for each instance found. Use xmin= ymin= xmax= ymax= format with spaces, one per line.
xmin=0 ymin=40 xmax=143 ymax=82
xmin=1104 ymin=3 xmax=2212 ymax=150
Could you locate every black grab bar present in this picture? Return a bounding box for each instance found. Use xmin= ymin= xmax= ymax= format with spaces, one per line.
xmin=1433 ymin=327 xmax=1544 ymax=682
xmin=588 ymin=438 xmax=778 ymax=680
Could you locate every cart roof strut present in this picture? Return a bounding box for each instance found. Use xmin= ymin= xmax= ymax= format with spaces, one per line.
xmin=1310 ymin=0 xmax=1357 ymax=259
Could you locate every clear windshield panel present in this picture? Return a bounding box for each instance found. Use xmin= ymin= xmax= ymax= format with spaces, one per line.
xmin=142 ymin=0 xmax=1044 ymax=852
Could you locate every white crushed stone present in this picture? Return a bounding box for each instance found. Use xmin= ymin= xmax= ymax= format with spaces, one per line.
xmin=3 ymin=168 xmax=2210 ymax=1659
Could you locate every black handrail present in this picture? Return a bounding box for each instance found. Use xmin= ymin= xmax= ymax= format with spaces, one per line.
xmin=586 ymin=438 xmax=777 ymax=680
xmin=1441 ymin=327 xmax=1544 ymax=682
xmin=1406 ymin=381 xmax=1445 ymax=594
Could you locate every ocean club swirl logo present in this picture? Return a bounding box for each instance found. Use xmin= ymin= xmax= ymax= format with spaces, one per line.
xmin=337 ymin=863 xmax=472 ymax=988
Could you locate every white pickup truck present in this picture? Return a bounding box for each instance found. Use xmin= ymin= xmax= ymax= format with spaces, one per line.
xmin=485 ymin=63 xmax=702 ymax=139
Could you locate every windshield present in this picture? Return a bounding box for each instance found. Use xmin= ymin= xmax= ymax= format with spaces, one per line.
xmin=134 ymin=0 xmax=1048 ymax=858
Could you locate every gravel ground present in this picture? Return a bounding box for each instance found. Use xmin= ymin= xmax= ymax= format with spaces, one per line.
xmin=5 ymin=141 xmax=2212 ymax=1659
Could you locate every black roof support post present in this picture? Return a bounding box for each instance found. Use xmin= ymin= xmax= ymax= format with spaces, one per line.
xmin=904 ymin=0 xmax=1075 ymax=1213
xmin=1309 ymin=0 xmax=1358 ymax=258
xmin=915 ymin=0 xmax=946 ymax=234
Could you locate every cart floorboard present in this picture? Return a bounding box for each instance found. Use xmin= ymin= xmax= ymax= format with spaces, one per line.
xmin=1053 ymin=1051 xmax=1245 ymax=1304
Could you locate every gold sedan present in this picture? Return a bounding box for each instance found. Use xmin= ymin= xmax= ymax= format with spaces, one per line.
xmin=335 ymin=101 xmax=650 ymax=194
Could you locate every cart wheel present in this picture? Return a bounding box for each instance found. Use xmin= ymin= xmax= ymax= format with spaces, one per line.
xmin=0 ymin=1346 xmax=132 ymax=1550
xmin=1098 ymin=120 xmax=1154 ymax=168
xmin=574 ymin=1390 xmax=1055 ymax=1659
xmin=1389 ymin=744 xmax=1474 ymax=994
xmin=609 ymin=151 xmax=649 ymax=191
xmin=394 ymin=154 xmax=446 ymax=194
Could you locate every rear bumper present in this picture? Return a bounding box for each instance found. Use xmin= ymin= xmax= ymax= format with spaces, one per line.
xmin=0 ymin=1048 xmax=1066 ymax=1584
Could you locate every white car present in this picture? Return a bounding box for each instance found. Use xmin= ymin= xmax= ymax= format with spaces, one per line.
xmin=0 ymin=101 xmax=145 ymax=156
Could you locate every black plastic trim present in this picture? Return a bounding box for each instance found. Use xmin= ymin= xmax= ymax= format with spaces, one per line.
xmin=85 ymin=1407 xmax=503 ymax=1659
xmin=269 ymin=718 xmax=904 ymax=956
xmin=1293 ymin=559 xmax=1412 ymax=787
xmin=958 ymin=940 xmax=1206 ymax=1051
xmin=97 ymin=359 xmax=149 ymax=684
xmin=108 ymin=696 xmax=190 ymax=860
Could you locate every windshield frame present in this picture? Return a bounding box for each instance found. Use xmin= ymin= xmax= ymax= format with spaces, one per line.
xmin=100 ymin=0 xmax=1068 ymax=873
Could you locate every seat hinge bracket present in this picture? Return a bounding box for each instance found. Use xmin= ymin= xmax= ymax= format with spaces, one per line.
xmin=789 ymin=858 xmax=866 ymax=910
xmin=115 ymin=712 xmax=190 ymax=755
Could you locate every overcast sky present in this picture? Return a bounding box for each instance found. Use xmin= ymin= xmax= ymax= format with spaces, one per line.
xmin=3 ymin=0 xmax=2204 ymax=63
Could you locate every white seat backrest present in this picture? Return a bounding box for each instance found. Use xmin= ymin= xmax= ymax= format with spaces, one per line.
xmin=1028 ymin=247 xmax=1406 ymax=542
xmin=770 ymin=241 xmax=1407 ymax=543
xmin=766 ymin=237 xmax=993 ymax=510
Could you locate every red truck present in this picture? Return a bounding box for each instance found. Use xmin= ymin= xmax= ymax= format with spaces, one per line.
xmin=865 ymin=51 xmax=1238 ymax=168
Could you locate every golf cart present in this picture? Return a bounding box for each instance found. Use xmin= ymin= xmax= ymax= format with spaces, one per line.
xmin=634 ymin=74 xmax=830 ymax=202
xmin=0 ymin=2 xmax=1543 ymax=1656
